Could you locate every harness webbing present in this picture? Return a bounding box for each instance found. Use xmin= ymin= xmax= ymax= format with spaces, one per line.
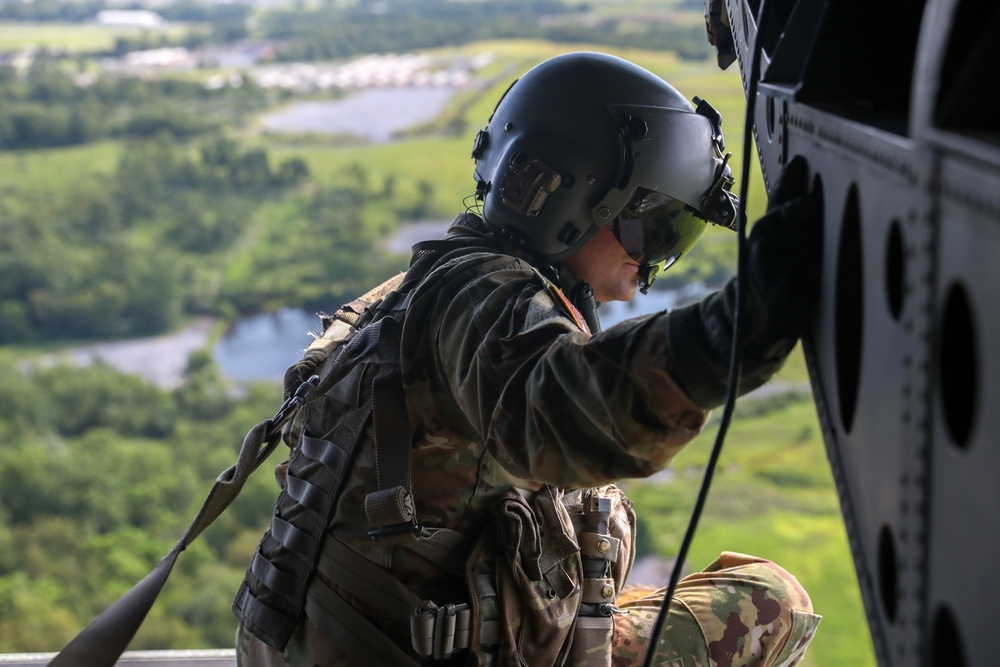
xmin=304 ymin=581 xmax=422 ymax=667
xmin=363 ymin=312 xmax=422 ymax=538
xmin=319 ymin=536 xmax=422 ymax=620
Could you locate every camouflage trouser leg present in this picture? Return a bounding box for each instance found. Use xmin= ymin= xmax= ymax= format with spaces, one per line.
xmin=611 ymin=552 xmax=821 ymax=667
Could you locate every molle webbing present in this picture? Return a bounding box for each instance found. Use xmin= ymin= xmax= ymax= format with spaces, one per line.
xmin=233 ymin=287 xmax=410 ymax=650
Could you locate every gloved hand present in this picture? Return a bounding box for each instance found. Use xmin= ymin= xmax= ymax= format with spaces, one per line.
xmin=665 ymin=156 xmax=822 ymax=409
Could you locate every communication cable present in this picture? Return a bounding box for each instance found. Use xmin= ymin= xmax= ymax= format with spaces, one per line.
xmin=640 ymin=1 xmax=770 ymax=663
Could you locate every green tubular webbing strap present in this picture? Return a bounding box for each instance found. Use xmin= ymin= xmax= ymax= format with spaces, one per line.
xmin=48 ymin=407 xmax=294 ymax=667
xmin=45 ymin=274 xmax=416 ymax=667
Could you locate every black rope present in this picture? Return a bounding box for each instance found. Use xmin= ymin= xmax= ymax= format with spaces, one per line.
xmin=640 ymin=1 xmax=770 ymax=662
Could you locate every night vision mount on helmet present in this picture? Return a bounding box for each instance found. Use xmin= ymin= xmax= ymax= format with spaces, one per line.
xmin=471 ymin=51 xmax=739 ymax=291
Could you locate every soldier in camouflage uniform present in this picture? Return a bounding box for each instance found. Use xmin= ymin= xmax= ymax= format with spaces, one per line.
xmin=235 ymin=52 xmax=821 ymax=666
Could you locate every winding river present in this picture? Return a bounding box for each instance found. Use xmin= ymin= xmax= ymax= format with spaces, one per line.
xmin=211 ymin=278 xmax=709 ymax=384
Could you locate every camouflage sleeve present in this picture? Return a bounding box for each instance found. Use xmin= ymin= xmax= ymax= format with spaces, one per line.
xmin=406 ymin=253 xmax=708 ymax=488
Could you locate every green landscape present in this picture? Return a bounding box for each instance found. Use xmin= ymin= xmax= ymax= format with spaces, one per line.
xmin=0 ymin=1 xmax=875 ymax=664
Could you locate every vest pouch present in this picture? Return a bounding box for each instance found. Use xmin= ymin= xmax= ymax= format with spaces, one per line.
xmin=466 ymin=486 xmax=583 ymax=667
xmin=233 ymin=345 xmax=379 ymax=650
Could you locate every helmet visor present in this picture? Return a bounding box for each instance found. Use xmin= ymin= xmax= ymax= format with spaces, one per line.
xmin=613 ymin=189 xmax=708 ymax=269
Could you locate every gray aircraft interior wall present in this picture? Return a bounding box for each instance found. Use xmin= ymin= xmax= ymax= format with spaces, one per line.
xmin=696 ymin=1 xmax=1000 ymax=665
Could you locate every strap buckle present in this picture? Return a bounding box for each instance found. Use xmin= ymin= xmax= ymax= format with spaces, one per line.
xmin=271 ymin=375 xmax=319 ymax=428
xmin=433 ymin=603 xmax=469 ymax=659
xmin=367 ymin=521 xmax=430 ymax=541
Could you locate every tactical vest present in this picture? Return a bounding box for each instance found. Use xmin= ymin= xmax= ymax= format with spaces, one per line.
xmin=232 ymin=269 xmax=414 ymax=652
xmin=233 ymin=242 xmax=636 ymax=666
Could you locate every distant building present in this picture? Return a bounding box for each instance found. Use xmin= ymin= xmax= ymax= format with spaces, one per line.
xmin=95 ymin=10 xmax=168 ymax=28
xmin=124 ymin=47 xmax=193 ymax=69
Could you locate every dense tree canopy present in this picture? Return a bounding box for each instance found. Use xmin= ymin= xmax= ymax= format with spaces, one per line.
xmin=0 ymin=60 xmax=270 ymax=150
xmin=0 ymin=132 xmax=357 ymax=343
xmin=0 ymin=358 xmax=284 ymax=651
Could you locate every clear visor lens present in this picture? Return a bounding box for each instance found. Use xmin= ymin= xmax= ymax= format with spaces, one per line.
xmin=613 ymin=190 xmax=708 ymax=270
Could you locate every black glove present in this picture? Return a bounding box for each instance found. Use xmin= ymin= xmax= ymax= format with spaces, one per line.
xmin=666 ymin=157 xmax=822 ymax=409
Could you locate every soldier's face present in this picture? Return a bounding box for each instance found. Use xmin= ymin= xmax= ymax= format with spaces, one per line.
xmin=564 ymin=225 xmax=641 ymax=303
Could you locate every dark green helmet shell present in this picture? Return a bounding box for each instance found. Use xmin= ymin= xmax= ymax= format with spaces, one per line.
xmin=472 ymin=51 xmax=736 ymax=263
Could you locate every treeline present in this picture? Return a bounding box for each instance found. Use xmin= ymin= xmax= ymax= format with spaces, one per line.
xmin=0 ymin=0 xmax=105 ymax=23
xmin=0 ymin=356 xmax=286 ymax=651
xmin=545 ymin=22 xmax=715 ymax=62
xmin=260 ymin=0 xmax=573 ymax=60
xmin=1 ymin=0 xmax=713 ymax=65
xmin=0 ymin=60 xmax=270 ymax=150
xmin=0 ymin=132 xmax=414 ymax=344
xmin=258 ymin=0 xmax=713 ymax=63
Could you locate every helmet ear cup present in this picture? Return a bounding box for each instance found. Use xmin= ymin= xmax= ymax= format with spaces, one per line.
xmin=496 ymin=154 xmax=562 ymax=217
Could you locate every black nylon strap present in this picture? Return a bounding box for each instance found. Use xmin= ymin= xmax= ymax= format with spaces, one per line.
xmin=233 ymin=585 xmax=294 ymax=638
xmin=285 ymin=474 xmax=329 ymax=514
xmin=251 ymin=551 xmax=299 ymax=593
xmin=300 ymin=433 xmax=348 ymax=470
xmin=372 ymin=318 xmax=411 ymax=495
xmin=365 ymin=316 xmax=418 ymax=531
xmin=271 ymin=515 xmax=316 ymax=558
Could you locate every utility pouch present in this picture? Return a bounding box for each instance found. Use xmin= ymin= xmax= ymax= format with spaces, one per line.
xmin=466 ymin=486 xmax=583 ymax=667
xmin=464 ymin=484 xmax=637 ymax=667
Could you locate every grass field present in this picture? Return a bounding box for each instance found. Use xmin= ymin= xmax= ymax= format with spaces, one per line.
xmin=0 ymin=140 xmax=120 ymax=191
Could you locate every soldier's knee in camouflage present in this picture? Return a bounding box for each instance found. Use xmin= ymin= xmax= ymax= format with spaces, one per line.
xmin=703 ymin=551 xmax=814 ymax=613
xmin=680 ymin=552 xmax=820 ymax=666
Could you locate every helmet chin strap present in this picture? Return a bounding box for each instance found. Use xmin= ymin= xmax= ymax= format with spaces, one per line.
xmin=637 ymin=263 xmax=659 ymax=294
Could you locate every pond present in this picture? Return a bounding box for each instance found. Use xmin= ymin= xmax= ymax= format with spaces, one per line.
xmin=260 ymin=87 xmax=458 ymax=142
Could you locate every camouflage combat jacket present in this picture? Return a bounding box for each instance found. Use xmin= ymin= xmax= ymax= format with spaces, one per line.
xmin=324 ymin=212 xmax=709 ymax=620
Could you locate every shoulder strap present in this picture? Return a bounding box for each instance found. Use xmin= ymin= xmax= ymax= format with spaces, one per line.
xmin=362 ymin=314 xmax=424 ymax=541
xmin=47 ymin=377 xmax=318 ymax=667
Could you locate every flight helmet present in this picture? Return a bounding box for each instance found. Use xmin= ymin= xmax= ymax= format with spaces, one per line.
xmin=471 ymin=51 xmax=738 ymax=291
